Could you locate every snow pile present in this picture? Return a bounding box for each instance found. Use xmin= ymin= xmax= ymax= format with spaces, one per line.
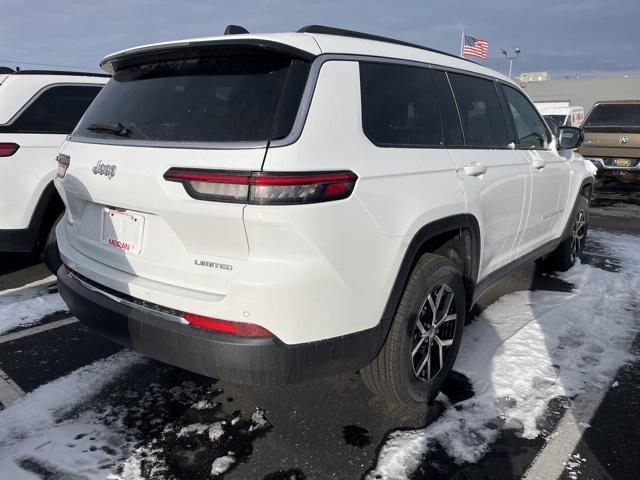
xmin=0 ymin=352 xmax=141 ymax=479
xmin=564 ymin=452 xmax=586 ymax=480
xmin=211 ymin=454 xmax=236 ymax=476
xmin=369 ymin=231 xmax=640 ymax=479
xmin=0 ymin=276 xmax=68 ymax=334
xmin=0 ymin=349 xmax=272 ymax=479
xmin=208 ymin=421 xmax=226 ymax=441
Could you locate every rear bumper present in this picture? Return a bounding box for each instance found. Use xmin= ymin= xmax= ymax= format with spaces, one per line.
xmin=57 ymin=266 xmax=386 ymax=385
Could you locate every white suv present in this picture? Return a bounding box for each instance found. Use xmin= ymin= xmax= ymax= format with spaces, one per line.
xmin=0 ymin=68 xmax=107 ymax=271
xmin=55 ymin=26 xmax=593 ymax=404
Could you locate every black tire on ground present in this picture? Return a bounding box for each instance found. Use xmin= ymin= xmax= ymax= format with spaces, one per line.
xmin=360 ymin=253 xmax=466 ymax=405
xmin=545 ymin=195 xmax=589 ymax=272
xmin=42 ymin=213 xmax=64 ymax=275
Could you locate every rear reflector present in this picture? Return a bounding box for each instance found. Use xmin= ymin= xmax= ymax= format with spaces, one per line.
xmin=184 ymin=312 xmax=274 ymax=338
xmin=56 ymin=154 xmax=70 ymax=178
xmin=0 ymin=143 xmax=19 ymax=157
xmin=164 ymin=169 xmax=357 ymax=205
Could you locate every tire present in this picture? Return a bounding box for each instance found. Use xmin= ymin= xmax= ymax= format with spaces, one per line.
xmin=545 ymin=195 xmax=589 ymax=272
xmin=42 ymin=213 xmax=64 ymax=275
xmin=361 ymin=253 xmax=466 ymax=405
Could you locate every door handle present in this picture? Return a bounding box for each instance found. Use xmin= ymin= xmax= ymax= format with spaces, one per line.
xmin=532 ymin=158 xmax=546 ymax=170
xmin=463 ymin=162 xmax=488 ymax=176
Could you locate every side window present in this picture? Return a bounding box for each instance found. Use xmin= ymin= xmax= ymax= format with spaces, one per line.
xmin=431 ymin=70 xmax=464 ymax=146
xmin=10 ymin=85 xmax=102 ymax=134
xmin=448 ymin=73 xmax=509 ymax=148
xmin=360 ymin=62 xmax=442 ymax=147
xmin=501 ymin=85 xmax=549 ymax=149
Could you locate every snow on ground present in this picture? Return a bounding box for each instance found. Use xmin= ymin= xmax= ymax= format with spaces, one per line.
xmin=0 ymin=354 xmax=271 ymax=479
xmin=0 ymin=275 xmax=68 ymax=334
xmin=368 ymin=230 xmax=640 ymax=479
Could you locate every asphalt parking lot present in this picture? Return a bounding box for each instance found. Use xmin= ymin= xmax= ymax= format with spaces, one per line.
xmin=0 ymin=185 xmax=639 ymax=480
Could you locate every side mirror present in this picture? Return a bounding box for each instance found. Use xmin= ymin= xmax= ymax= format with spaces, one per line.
xmin=557 ymin=126 xmax=584 ymax=150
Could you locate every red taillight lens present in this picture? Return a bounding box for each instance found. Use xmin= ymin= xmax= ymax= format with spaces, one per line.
xmin=0 ymin=143 xmax=19 ymax=157
xmin=164 ymin=169 xmax=357 ymax=205
xmin=56 ymin=154 xmax=70 ymax=178
xmin=184 ymin=312 xmax=274 ymax=338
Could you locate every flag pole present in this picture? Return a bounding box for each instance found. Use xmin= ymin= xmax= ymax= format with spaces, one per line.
xmin=460 ymin=29 xmax=465 ymax=57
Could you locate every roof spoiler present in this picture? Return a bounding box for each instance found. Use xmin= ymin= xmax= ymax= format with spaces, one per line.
xmin=100 ymin=39 xmax=315 ymax=74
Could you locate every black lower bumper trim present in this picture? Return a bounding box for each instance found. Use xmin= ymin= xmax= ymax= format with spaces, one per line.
xmin=0 ymin=226 xmax=39 ymax=252
xmin=57 ymin=267 xmax=386 ymax=385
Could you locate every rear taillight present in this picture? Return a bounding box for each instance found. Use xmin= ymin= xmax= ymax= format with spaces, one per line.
xmin=0 ymin=143 xmax=19 ymax=157
xmin=164 ymin=169 xmax=357 ymax=205
xmin=56 ymin=154 xmax=70 ymax=178
xmin=184 ymin=312 xmax=274 ymax=338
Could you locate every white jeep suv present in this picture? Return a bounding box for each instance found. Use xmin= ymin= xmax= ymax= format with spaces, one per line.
xmin=0 ymin=68 xmax=107 ymax=271
xmin=55 ymin=26 xmax=593 ymax=404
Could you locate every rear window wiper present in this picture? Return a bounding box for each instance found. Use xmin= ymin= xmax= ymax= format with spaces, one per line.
xmin=86 ymin=122 xmax=130 ymax=136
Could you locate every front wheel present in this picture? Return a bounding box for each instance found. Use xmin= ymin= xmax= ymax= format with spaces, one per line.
xmin=545 ymin=195 xmax=589 ymax=272
xmin=360 ymin=253 xmax=465 ymax=405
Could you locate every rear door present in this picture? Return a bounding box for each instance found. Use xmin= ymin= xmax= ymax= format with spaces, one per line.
xmin=444 ymin=71 xmax=529 ymax=278
xmin=57 ymin=46 xmax=311 ymax=295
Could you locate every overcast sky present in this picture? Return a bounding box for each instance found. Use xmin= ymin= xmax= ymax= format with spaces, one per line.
xmin=1 ymin=0 xmax=638 ymax=78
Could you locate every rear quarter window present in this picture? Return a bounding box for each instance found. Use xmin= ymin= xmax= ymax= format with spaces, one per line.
xmin=359 ymin=62 xmax=442 ymax=148
xmin=3 ymin=85 xmax=101 ymax=134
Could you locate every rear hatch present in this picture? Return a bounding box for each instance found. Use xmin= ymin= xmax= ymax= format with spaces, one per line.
xmin=580 ymin=103 xmax=640 ymax=161
xmin=58 ymin=43 xmax=313 ymax=295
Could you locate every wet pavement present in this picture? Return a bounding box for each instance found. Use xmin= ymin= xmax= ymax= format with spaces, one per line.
xmin=0 ymin=183 xmax=638 ymax=479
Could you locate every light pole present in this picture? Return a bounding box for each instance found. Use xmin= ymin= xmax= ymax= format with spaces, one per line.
xmin=500 ymin=47 xmax=521 ymax=79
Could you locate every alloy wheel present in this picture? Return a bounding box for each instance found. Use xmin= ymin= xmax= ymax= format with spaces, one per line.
xmin=411 ymin=284 xmax=457 ymax=382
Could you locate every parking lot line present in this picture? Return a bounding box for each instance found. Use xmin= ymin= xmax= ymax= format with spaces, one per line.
xmin=523 ymin=306 xmax=640 ymax=480
xmin=0 ymin=317 xmax=78 ymax=345
xmin=0 ymin=367 xmax=24 ymax=408
xmin=522 ymin=380 xmax=613 ymax=480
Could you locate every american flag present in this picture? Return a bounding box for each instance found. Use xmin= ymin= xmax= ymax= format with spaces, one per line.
xmin=462 ymin=35 xmax=489 ymax=59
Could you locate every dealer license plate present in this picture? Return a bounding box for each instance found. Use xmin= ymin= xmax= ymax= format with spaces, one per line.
xmin=101 ymin=208 xmax=145 ymax=255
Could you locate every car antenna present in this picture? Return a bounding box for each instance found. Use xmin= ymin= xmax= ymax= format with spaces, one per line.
xmin=224 ymin=25 xmax=249 ymax=35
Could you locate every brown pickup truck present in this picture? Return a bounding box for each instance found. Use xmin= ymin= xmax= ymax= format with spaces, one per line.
xmin=579 ymin=100 xmax=640 ymax=182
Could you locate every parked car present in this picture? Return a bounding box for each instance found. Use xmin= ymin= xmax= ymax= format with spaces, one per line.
xmin=536 ymin=105 xmax=585 ymax=127
xmin=0 ymin=68 xmax=108 ymax=272
xmin=580 ymin=100 xmax=640 ymax=183
xmin=54 ymin=25 xmax=593 ymax=404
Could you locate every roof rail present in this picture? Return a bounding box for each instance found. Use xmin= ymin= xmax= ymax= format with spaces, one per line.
xmin=297 ymin=25 xmax=476 ymax=64
xmin=0 ymin=66 xmax=16 ymax=74
xmin=12 ymin=69 xmax=110 ymax=78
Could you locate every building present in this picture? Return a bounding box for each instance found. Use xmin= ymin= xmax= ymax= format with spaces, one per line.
xmin=522 ymin=76 xmax=640 ymax=114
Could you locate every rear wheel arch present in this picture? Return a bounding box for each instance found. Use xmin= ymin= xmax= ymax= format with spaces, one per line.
xmin=381 ymin=214 xmax=481 ymax=327
xmin=32 ymin=181 xmax=65 ymax=251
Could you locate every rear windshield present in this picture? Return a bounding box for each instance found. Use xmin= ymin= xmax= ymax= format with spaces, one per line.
xmin=583 ymin=104 xmax=640 ymax=132
xmin=74 ymin=49 xmax=309 ymax=144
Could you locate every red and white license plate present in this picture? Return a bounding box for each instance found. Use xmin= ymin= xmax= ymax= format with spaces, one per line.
xmin=101 ymin=208 xmax=145 ymax=255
